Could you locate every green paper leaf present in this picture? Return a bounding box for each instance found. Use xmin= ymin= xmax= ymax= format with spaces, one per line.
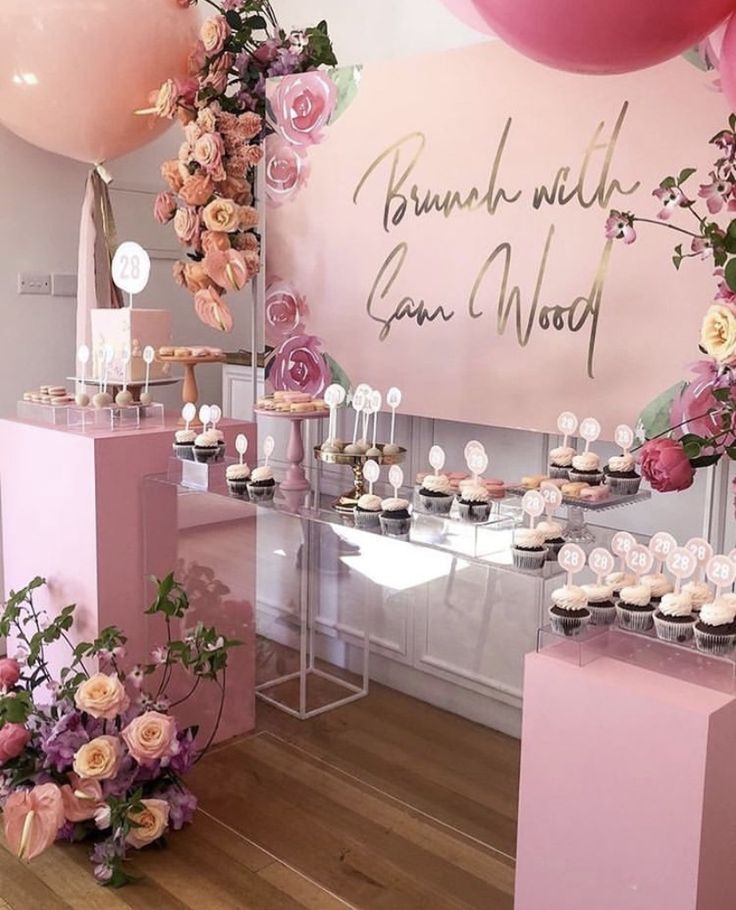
xmin=725 ymin=257 xmax=736 ymax=292
xmin=638 ymin=382 xmax=686 ymax=441
xmin=327 ymin=66 xmax=363 ymax=126
xmin=324 ymin=353 xmax=351 ymax=395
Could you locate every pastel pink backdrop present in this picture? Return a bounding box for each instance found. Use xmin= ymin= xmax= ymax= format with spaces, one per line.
xmin=266 ymin=44 xmax=728 ymax=438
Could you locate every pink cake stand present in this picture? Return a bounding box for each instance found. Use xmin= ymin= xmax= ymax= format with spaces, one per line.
xmin=254 ymin=407 xmax=329 ymax=492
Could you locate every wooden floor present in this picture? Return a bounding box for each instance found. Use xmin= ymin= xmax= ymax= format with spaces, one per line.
xmin=0 ymin=684 xmax=520 ymax=909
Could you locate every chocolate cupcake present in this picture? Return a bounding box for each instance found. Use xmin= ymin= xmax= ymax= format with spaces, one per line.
xmin=582 ymin=583 xmax=616 ymax=626
xmin=537 ymin=520 xmax=565 ymax=561
xmin=654 ymin=591 xmax=696 ymax=643
xmin=380 ymin=497 xmax=412 ymax=538
xmin=548 ymin=585 xmax=591 ymax=637
xmin=548 ymin=445 xmax=575 ymax=480
xmin=247 ymin=465 xmax=277 ymax=502
xmin=172 ymin=428 xmax=196 ymax=461
xmin=641 ymin=573 xmax=674 ymax=605
xmin=694 ymin=599 xmax=736 ymax=655
xmin=567 ymin=452 xmax=604 ymax=486
xmin=512 ymin=528 xmax=548 ymax=571
xmin=417 ymin=473 xmax=454 ymax=515
xmin=605 ymin=571 xmax=636 ymax=597
xmin=682 ymin=580 xmax=712 ymax=613
xmin=226 ymin=462 xmax=251 ymax=497
xmin=193 ymin=429 xmax=221 ymax=464
xmin=616 ymin=583 xmax=655 ymax=632
xmin=455 ymin=482 xmax=491 ymax=523
xmin=354 ymin=493 xmax=382 ymax=530
xmin=604 ymin=453 xmax=641 ymax=495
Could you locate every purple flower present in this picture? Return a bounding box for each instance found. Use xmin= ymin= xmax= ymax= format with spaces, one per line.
xmin=605 ymin=210 xmax=636 ymax=245
xmin=691 ymin=236 xmax=712 ymax=258
xmin=712 ymin=130 xmax=736 ymax=152
xmin=169 ymin=729 xmax=196 ymax=776
xmin=39 ymin=710 xmax=89 ymax=773
xmin=90 ymin=837 xmax=124 ymax=882
xmin=269 ymin=47 xmax=304 ymax=78
xmin=158 ymin=784 xmax=198 ymax=831
xmin=652 ymin=185 xmax=688 ymax=221
xmin=56 ymin=821 xmax=77 ymax=843
xmin=698 ymin=173 xmax=732 ymax=214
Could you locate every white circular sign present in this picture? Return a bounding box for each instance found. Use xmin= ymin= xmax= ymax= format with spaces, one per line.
xmin=143 ymin=345 xmax=156 ymax=366
xmin=182 ymin=402 xmax=196 ymax=424
xmin=666 ymin=547 xmax=697 ymax=581
xmin=467 ymin=450 xmax=489 ymax=477
xmin=112 ymin=241 xmax=151 ymax=296
xmin=199 ymin=404 xmax=212 ymax=427
xmin=589 ymin=547 xmax=615 ymax=578
xmin=364 ymin=460 xmax=380 ymax=484
xmin=611 ymin=531 xmax=636 ymax=558
xmin=649 ymin=532 xmax=677 ymax=561
xmin=540 ymin=482 xmax=563 ymax=510
xmin=388 ymin=464 xmax=404 ymax=489
xmin=706 ymin=555 xmax=736 ymax=588
xmin=522 ymin=490 xmax=545 ymax=519
xmin=627 ymin=545 xmax=654 ymax=576
xmin=579 ymin=417 xmax=601 ymax=443
xmin=352 ymin=390 xmax=366 ymax=412
xmin=615 ymin=424 xmax=635 ymax=451
xmin=464 ymin=440 xmax=485 ymax=462
xmin=557 ymin=411 xmax=579 ymax=436
xmin=324 ymin=384 xmax=343 ymax=408
xmin=558 ymin=543 xmax=586 ymax=575
xmin=235 ymin=434 xmax=248 ymax=456
xmin=263 ymin=435 xmax=276 ymax=458
xmin=386 ymin=387 xmax=402 ymax=409
xmin=78 ymin=344 xmax=90 ymax=366
xmin=687 ymin=537 xmax=713 ymax=566
xmin=428 ymin=445 xmax=445 ymax=473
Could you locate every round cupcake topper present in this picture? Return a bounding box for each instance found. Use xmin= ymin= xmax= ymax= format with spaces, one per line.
xmin=557 ymin=411 xmax=578 ymax=447
xmin=210 ymin=404 xmax=222 ymax=428
xmin=112 ymin=241 xmax=151 ymax=303
xmin=263 ymin=434 xmax=275 ymax=466
xmin=589 ymin=547 xmax=614 ymax=584
xmin=142 ymin=345 xmax=155 ymax=399
xmin=77 ymin=344 xmax=91 ymax=396
xmin=428 ymin=445 xmax=445 ymax=475
xmin=370 ymin=390 xmax=383 ymax=447
xmin=464 ymin=440 xmax=485 ymax=462
xmin=558 ymin=543 xmax=585 ymax=585
xmin=522 ymin=490 xmax=545 ymax=528
xmin=182 ymin=402 xmax=196 ymax=429
xmin=540 ymin=481 xmax=563 ymax=516
xmin=579 ymin=417 xmax=601 ymax=452
xmin=614 ymin=424 xmax=635 ymax=454
xmin=611 ymin=531 xmax=636 ymax=570
xmin=386 ymin=386 xmax=402 ymax=445
xmin=364 ymin=459 xmax=380 ymax=495
xmin=649 ymin=531 xmax=677 ymax=571
xmin=666 ymin=547 xmax=697 ymax=593
xmin=354 ymin=383 xmax=372 ymax=399
xmin=388 ymin=464 xmax=403 ymax=498
xmin=626 ymin=544 xmax=654 ymax=582
xmin=706 ymin=554 xmax=736 ymax=595
xmin=350 ymin=390 xmax=366 ymax=444
xmin=120 ymin=346 xmax=132 ymax=393
xmin=324 ymin=384 xmax=343 ymax=443
xmin=235 ymin=434 xmax=248 ymax=464
xmin=199 ymin=404 xmax=212 ymax=430
xmin=467 ymin=449 xmax=488 ymax=481
xmin=687 ymin=537 xmax=713 ymax=582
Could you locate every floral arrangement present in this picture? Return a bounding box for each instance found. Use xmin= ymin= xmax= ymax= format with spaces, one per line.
xmin=606 ymin=116 xmax=736 ymax=493
xmin=148 ymin=0 xmax=336 ymax=334
xmin=0 ymin=574 xmax=238 ymax=887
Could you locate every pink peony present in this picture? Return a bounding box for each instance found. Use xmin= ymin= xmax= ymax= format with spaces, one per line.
xmin=204 ymin=249 xmax=249 ymax=291
xmin=638 ymin=438 xmax=695 ymax=493
xmin=265 ymin=279 xmax=309 ymax=345
xmin=265 ymin=136 xmax=310 ymax=206
xmin=194 ymin=287 xmax=234 ymax=332
xmin=0 ymin=723 xmax=29 ymax=764
xmin=153 ymin=192 xmax=177 ymax=225
xmin=0 ymin=657 xmax=21 ymax=689
xmin=4 ymin=783 xmax=65 ymax=862
xmin=269 ymin=334 xmax=331 ymax=397
xmin=271 ymin=72 xmax=337 ymax=147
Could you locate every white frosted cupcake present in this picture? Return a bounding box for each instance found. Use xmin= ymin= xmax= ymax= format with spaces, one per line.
xmin=247 ymin=465 xmax=276 ymax=502
xmin=512 ymin=528 xmax=547 ymax=570
xmin=694 ymin=599 xmax=736 ymax=655
xmin=654 ymin=591 xmax=695 ymax=643
xmin=354 ymin=493 xmax=382 ymax=530
xmin=604 ymin=453 xmax=641 ymax=495
xmin=226 ymin=462 xmax=250 ymax=496
xmin=537 ymin=520 xmax=565 ymax=561
xmin=582 ymin=583 xmax=616 ymax=626
xmin=605 ymin=571 xmax=636 ymax=596
xmin=194 ymin=429 xmax=222 ymax=463
xmin=548 ymin=585 xmax=591 ymax=636
xmin=173 ymin=428 xmax=196 ymax=461
xmin=568 ymin=452 xmax=604 ymax=486
xmin=380 ymin=497 xmax=412 ymax=538
xmin=455 ymin=482 xmax=491 ymax=523
xmin=616 ymin=583 xmax=655 ymax=631
xmin=641 ymin=573 xmax=674 ymax=604
xmin=548 ymin=445 xmax=575 ymax=480
xmin=682 ymin=581 xmax=712 ymax=612
xmin=418 ymin=473 xmax=454 ymax=515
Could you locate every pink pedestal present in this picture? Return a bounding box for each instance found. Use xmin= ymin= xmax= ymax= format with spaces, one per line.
xmin=0 ymin=415 xmax=257 ymax=742
xmin=515 ymin=649 xmax=736 ymax=910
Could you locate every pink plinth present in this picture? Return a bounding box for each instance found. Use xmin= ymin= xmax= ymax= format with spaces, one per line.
xmin=0 ymin=415 xmax=257 ymax=742
xmin=515 ymin=649 xmax=736 ymax=910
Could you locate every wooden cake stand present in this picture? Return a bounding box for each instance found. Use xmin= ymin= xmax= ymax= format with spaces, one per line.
xmin=254 ymin=407 xmax=329 ymax=492
xmin=157 ymin=353 xmax=226 ymax=425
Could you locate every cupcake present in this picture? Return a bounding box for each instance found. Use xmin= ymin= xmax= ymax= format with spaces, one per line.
xmin=682 ymin=580 xmax=712 ymax=612
xmin=380 ymin=497 xmax=412 ymax=538
xmin=455 ymin=482 xmax=491 ymax=523
xmin=247 ymin=465 xmax=277 ymax=502
xmin=605 ymin=571 xmax=636 ymax=596
xmin=568 ymin=452 xmax=604 ymax=486
xmin=417 ymin=473 xmax=454 ymax=515
xmin=641 ymin=573 xmax=674 ymax=605
xmin=172 ymin=428 xmax=196 ymax=461
xmin=193 ymin=429 xmax=222 ymax=463
xmin=604 ymin=453 xmax=641 ymax=495
xmin=548 ymin=445 xmax=575 ymax=480
xmin=226 ymin=462 xmax=251 ymax=497
xmin=582 ymin=583 xmax=616 ymax=626
xmin=537 ymin=520 xmax=565 ymax=561
xmin=616 ymin=583 xmax=655 ymax=632
xmin=512 ymin=528 xmax=548 ymax=570
xmin=694 ymin=599 xmax=736 ymax=655
xmin=548 ymin=585 xmax=591 ymax=637
xmin=354 ymin=493 xmax=382 ymax=530
xmin=654 ymin=591 xmax=696 ymax=643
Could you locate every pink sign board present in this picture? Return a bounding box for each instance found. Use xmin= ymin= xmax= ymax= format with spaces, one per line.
xmin=264 ymin=42 xmax=725 ymax=437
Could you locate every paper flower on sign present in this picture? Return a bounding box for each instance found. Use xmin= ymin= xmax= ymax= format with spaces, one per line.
xmin=264 ymin=279 xmax=309 ymax=345
xmin=269 ymin=334 xmax=331 ymax=396
xmin=271 ymin=71 xmax=337 ymax=146
xmin=265 ymin=135 xmax=310 ymax=205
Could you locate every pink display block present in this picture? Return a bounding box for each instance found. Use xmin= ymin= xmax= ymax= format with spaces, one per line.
xmin=515 ymin=649 xmax=736 ymax=910
xmin=0 ymin=415 xmax=257 ymax=741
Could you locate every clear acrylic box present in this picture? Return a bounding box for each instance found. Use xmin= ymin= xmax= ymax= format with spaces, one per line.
xmin=66 ymin=402 xmax=164 ymax=432
xmin=167 ymin=455 xmax=229 ymax=493
xmin=17 ymin=400 xmax=71 ymax=426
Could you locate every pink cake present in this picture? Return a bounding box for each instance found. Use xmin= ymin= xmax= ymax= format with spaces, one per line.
xmin=90 ymin=308 xmax=173 ymax=382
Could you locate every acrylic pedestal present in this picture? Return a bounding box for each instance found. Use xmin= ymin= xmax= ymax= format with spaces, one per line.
xmin=0 ymin=415 xmax=256 ymax=742
xmin=515 ymin=628 xmax=736 ymax=910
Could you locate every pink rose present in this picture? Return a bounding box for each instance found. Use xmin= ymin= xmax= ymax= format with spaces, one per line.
xmin=270 ymin=334 xmax=331 ymax=397
xmin=638 ymin=438 xmax=695 ymax=493
xmin=60 ymin=774 xmax=104 ymax=823
xmin=239 ymin=205 xmax=259 ymax=230
xmin=265 ymin=279 xmax=309 ymax=345
xmin=188 ymin=41 xmax=206 ymax=76
xmin=121 ymin=711 xmax=179 ymax=766
xmin=265 ymin=136 xmax=310 ymax=206
xmin=74 ymin=672 xmax=130 ymax=720
xmin=203 ymin=53 xmax=233 ymax=94
xmin=175 ymin=76 xmax=198 ymax=107
xmin=271 ymin=72 xmax=337 ymax=147
xmin=200 ymin=15 xmax=231 ymax=55
xmin=3 ymin=783 xmax=65 ymax=862
xmin=180 ymin=174 xmax=215 ymax=207
xmin=153 ymin=192 xmax=177 ymax=225
xmin=174 ymin=206 xmax=201 ymax=245
xmin=195 ymin=287 xmax=234 ymax=333
xmin=204 ymin=249 xmax=249 ymax=291
xmin=243 ymin=144 xmax=264 ymax=167
xmin=193 ymin=133 xmax=226 ymax=181
xmin=0 ymin=723 xmax=29 ymax=764
xmin=0 ymin=658 xmax=21 ymax=690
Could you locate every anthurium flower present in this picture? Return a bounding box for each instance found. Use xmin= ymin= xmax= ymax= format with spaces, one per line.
xmin=4 ymin=783 xmax=65 ymax=862
xmin=203 ymin=249 xmax=249 ymax=291
xmin=60 ymin=774 xmax=104 ymax=823
xmin=194 ymin=287 xmax=234 ymax=333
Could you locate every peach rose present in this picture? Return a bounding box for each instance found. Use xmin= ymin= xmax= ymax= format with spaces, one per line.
xmin=244 ymin=145 xmax=264 ymax=167
xmin=201 ymin=231 xmax=232 ymax=254
xmin=60 ymin=774 xmax=104 ymax=823
xmin=204 ymin=249 xmax=249 ymax=291
xmin=239 ymin=205 xmax=259 ymax=230
xmin=180 ymin=174 xmax=215 ymax=207
xmin=195 ymin=287 xmax=234 ymax=332
xmin=161 ymin=159 xmax=184 ymax=193
xmin=154 ymin=79 xmax=179 ymax=119
xmin=218 ymin=175 xmax=252 ymax=205
xmin=126 ymin=799 xmax=170 ymax=849
xmin=173 ymin=260 xmax=216 ymax=294
xmin=198 ymin=106 xmax=218 ymax=134
xmin=174 ymin=206 xmax=201 ymax=245
xmin=121 ymin=711 xmax=178 ymax=766
xmin=200 ymin=15 xmax=230 ymax=54
xmin=238 ymin=111 xmax=263 ymax=140
xmin=194 ymin=133 xmax=225 ymax=181
xmin=701 ymin=303 xmax=736 ymax=364
xmin=74 ymin=673 xmax=129 ymax=720
xmin=72 ymin=736 xmax=123 ymax=781
xmin=242 ymin=233 xmax=259 ymax=252
xmin=153 ymin=192 xmax=177 ymax=225
xmin=203 ymin=198 xmax=240 ymax=233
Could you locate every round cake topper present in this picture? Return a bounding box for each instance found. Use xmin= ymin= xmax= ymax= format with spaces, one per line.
xmin=522 ymin=490 xmax=545 ymax=519
xmin=428 ymin=445 xmax=445 ymax=474
xmin=706 ymin=554 xmax=736 ymax=591
xmin=112 ymin=241 xmax=151 ymax=298
xmin=557 ymin=411 xmax=579 ymax=437
xmin=210 ymin=404 xmax=222 ymax=427
xmin=464 ymin=440 xmax=485 ymax=462
xmin=104 ymin=343 xmax=114 ymax=365
xmin=235 ymin=434 xmax=248 ymax=457
xmin=686 ymin=537 xmax=713 ymax=566
xmin=324 ymin=384 xmax=343 ymax=408
xmin=364 ymin=459 xmax=380 ymax=485
xmin=182 ymin=402 xmax=196 ymax=426
xmin=354 ymin=383 xmax=372 ymax=400
xmin=611 ymin=531 xmax=636 ymax=559
xmin=199 ymin=405 xmax=212 ymax=428
xmin=615 ymin=424 xmax=635 ymax=452
xmin=467 ymin=449 xmax=489 ymax=478
xmin=386 ymin=387 xmax=402 ymax=409
xmin=352 ymin=390 xmax=366 ymax=412
xmin=388 ymin=464 xmax=403 ymax=494
xmin=263 ymin=435 xmax=276 ymax=462
xmin=649 ymin=531 xmax=677 ymax=564
xmin=666 ymin=547 xmax=697 ymax=581
xmin=143 ymin=345 xmax=156 ymax=366
xmin=540 ymin=481 xmax=563 ymax=512
xmin=589 ymin=547 xmax=615 ymax=580
xmin=370 ymin=389 xmax=382 ymax=412
xmin=579 ymin=417 xmax=601 ymax=445
xmin=558 ymin=543 xmax=585 ymax=577
xmin=78 ymin=344 xmax=90 ymax=366
xmin=627 ymin=544 xmax=654 ymax=578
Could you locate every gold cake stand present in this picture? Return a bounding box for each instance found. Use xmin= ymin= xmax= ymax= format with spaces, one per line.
xmin=314 ymin=444 xmax=407 ymax=513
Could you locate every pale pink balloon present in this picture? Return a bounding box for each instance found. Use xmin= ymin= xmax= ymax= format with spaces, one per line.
xmin=0 ymin=0 xmax=198 ymax=163
xmin=439 ymin=0 xmax=494 ymax=35
xmin=719 ymin=15 xmax=736 ymax=107
xmin=471 ymin=0 xmax=736 ymax=73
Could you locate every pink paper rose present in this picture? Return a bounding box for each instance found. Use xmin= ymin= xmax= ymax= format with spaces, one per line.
xmin=0 ymin=657 xmax=21 ymax=690
xmin=121 ymin=711 xmax=178 ymax=766
xmin=265 ymin=279 xmax=308 ymax=345
xmin=4 ymin=783 xmax=65 ymax=862
xmin=265 ymin=136 xmax=310 ymax=206
xmin=153 ymin=192 xmax=177 ymax=225
xmin=271 ymin=72 xmax=337 ymax=147
xmin=270 ymin=334 xmax=331 ymax=397
xmin=638 ymin=438 xmax=695 ymax=493
xmin=195 ymin=287 xmax=234 ymax=333
xmin=671 ymin=361 xmax=735 ymax=446
xmin=0 ymin=723 xmax=29 ymax=764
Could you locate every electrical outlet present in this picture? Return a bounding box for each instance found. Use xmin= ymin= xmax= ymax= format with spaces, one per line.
xmin=18 ymin=272 xmax=51 ymax=295
xmin=52 ymin=273 xmax=78 ymax=298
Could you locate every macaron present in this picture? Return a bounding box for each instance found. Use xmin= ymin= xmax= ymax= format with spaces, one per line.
xmin=561 ymin=482 xmax=590 ymax=497
xmin=579 ymin=485 xmax=610 ymax=502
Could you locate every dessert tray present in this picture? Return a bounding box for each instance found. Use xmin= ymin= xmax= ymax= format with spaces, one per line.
xmin=314 ymin=444 xmax=407 ymax=512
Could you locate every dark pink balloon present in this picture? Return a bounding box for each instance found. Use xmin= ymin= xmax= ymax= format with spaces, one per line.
xmin=719 ymin=14 xmax=736 ymax=109
xmin=471 ymin=0 xmax=736 ymax=73
xmin=440 ymin=0 xmax=494 ymax=35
